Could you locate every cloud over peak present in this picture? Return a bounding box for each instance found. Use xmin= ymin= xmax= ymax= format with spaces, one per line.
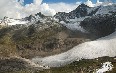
xmin=0 ymin=0 xmax=113 ymax=19
xmin=0 ymin=0 xmax=82 ymax=19
xmin=0 ymin=0 xmax=57 ymax=19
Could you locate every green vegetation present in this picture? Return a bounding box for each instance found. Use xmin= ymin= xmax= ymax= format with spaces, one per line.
xmin=40 ymin=57 xmax=116 ymax=73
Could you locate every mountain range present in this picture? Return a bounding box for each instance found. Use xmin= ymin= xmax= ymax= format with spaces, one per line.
xmin=0 ymin=3 xmax=116 ymax=73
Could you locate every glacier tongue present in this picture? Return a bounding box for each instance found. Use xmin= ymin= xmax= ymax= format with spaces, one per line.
xmin=32 ymin=31 xmax=116 ymax=67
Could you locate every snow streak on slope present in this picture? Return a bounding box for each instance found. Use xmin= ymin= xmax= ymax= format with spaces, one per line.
xmin=32 ymin=31 xmax=116 ymax=67
xmin=96 ymin=62 xmax=113 ymax=73
xmin=60 ymin=17 xmax=89 ymax=32
xmin=7 ymin=19 xmax=28 ymax=25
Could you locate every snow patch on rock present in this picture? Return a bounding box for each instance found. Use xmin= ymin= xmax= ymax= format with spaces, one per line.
xmin=96 ymin=62 xmax=113 ymax=73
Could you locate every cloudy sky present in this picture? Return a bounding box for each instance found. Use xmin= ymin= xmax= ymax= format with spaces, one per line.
xmin=25 ymin=0 xmax=115 ymax=4
xmin=24 ymin=0 xmax=93 ymax=4
xmin=0 ymin=0 xmax=115 ymax=19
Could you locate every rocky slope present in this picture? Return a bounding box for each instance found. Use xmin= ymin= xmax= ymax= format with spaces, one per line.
xmin=0 ymin=57 xmax=45 ymax=73
xmin=80 ymin=12 xmax=116 ymax=37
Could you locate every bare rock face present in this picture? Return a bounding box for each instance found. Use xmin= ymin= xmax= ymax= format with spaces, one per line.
xmin=80 ymin=12 xmax=116 ymax=37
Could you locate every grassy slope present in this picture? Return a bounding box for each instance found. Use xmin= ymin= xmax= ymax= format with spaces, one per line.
xmin=4 ymin=57 xmax=116 ymax=73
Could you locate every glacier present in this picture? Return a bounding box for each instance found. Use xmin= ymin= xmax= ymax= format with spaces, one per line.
xmin=32 ymin=31 xmax=116 ymax=67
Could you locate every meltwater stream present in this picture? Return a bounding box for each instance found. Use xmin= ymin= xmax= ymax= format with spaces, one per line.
xmin=32 ymin=31 xmax=116 ymax=67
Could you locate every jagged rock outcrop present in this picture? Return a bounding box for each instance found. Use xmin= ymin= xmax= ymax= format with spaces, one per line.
xmin=23 ymin=12 xmax=45 ymax=24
